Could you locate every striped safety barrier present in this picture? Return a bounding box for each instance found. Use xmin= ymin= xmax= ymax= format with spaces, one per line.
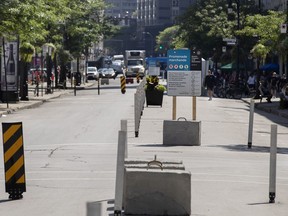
xmin=120 ymin=76 xmax=126 ymax=94
xmin=2 ymin=122 xmax=26 ymax=200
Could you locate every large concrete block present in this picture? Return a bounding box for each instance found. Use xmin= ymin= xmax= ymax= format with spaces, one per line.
xmin=101 ymin=78 xmax=109 ymax=85
xmin=125 ymin=158 xmax=183 ymax=165
xmin=124 ymin=169 xmax=191 ymax=216
xmin=163 ymin=120 xmax=201 ymax=146
xmin=125 ymin=163 xmax=185 ymax=170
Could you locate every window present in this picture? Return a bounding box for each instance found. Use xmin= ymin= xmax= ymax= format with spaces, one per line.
xmin=172 ymin=0 xmax=179 ymax=7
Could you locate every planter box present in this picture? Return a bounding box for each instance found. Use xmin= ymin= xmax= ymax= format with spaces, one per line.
xmin=145 ymin=90 xmax=164 ymax=107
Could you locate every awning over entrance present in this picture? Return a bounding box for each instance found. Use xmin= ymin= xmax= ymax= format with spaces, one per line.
xmin=259 ymin=63 xmax=279 ymax=72
xmin=220 ymin=62 xmax=245 ymax=70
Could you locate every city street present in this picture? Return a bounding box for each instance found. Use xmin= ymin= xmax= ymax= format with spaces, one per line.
xmin=0 ymin=84 xmax=135 ymax=216
xmin=0 ymin=83 xmax=287 ymax=216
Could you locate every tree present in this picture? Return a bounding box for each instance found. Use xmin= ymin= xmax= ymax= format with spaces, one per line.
xmin=156 ymin=26 xmax=180 ymax=54
xmin=237 ymin=10 xmax=285 ymax=62
xmin=0 ymin=0 xmax=116 ymax=84
xmin=175 ymin=0 xmax=258 ymax=61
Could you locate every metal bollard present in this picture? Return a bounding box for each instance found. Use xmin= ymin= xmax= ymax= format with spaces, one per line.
xmin=74 ymin=79 xmax=76 ymax=96
xmin=247 ymin=99 xmax=254 ymax=148
xmin=120 ymin=76 xmax=126 ymax=94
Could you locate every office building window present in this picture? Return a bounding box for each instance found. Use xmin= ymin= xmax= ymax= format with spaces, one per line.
xmin=172 ymin=0 xmax=179 ymax=7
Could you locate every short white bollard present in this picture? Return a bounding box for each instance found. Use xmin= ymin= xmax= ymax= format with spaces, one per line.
xmin=114 ymin=130 xmax=126 ymax=215
xmin=269 ymin=124 xmax=277 ymax=203
xmin=120 ymin=119 xmax=128 ymax=158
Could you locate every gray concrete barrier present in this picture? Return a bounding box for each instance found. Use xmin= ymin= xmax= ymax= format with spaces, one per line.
xmin=163 ymin=119 xmax=201 ymax=146
xmin=125 ymin=158 xmax=183 ymax=165
xmin=101 ymin=78 xmax=109 ymax=85
xmin=124 ymin=168 xmax=191 ymax=216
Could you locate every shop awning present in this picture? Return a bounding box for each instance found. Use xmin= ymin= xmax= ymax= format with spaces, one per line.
xmin=220 ymin=62 xmax=245 ymax=70
xmin=259 ymin=63 xmax=279 ymax=72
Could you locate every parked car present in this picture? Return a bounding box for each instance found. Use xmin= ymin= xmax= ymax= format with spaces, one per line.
xmin=87 ymin=67 xmax=99 ymax=80
xmin=98 ymin=68 xmax=116 ymax=79
xmin=111 ymin=61 xmax=124 ymax=77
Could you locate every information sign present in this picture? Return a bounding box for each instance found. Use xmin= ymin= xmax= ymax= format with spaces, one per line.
xmin=167 ymin=49 xmax=202 ymax=96
xmin=167 ymin=49 xmax=190 ymax=71
xmin=167 ymin=71 xmax=201 ymax=96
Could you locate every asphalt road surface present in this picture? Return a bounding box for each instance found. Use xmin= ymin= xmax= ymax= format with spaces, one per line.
xmin=0 ymin=85 xmax=135 ymax=216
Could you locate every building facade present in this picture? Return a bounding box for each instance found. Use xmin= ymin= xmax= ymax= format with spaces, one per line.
xmin=104 ymin=0 xmax=137 ymax=19
xmin=261 ymin=0 xmax=287 ymax=11
xmin=136 ymin=0 xmax=195 ymax=56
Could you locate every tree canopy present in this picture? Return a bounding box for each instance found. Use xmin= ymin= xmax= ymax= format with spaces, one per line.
xmin=170 ymin=0 xmax=259 ymax=60
xmin=0 ymin=0 xmax=117 ymax=59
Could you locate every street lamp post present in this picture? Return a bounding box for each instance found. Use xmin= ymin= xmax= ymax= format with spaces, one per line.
xmin=143 ymin=32 xmax=154 ymax=57
xmin=228 ymin=0 xmax=240 ymax=81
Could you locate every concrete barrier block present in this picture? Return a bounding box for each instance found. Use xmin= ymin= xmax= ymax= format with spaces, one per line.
xmin=124 ymin=169 xmax=191 ymax=216
xmin=101 ymin=78 xmax=109 ymax=85
xmin=163 ymin=120 xmax=201 ymax=146
xmin=125 ymin=158 xmax=183 ymax=165
xmin=125 ymin=163 xmax=185 ymax=170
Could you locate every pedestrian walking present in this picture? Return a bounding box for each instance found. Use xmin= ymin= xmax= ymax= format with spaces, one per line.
xmin=51 ymin=72 xmax=55 ymax=93
xmin=258 ymin=80 xmax=272 ymax=103
xmin=269 ymin=72 xmax=278 ymax=98
xmin=247 ymin=73 xmax=256 ymax=90
xmin=204 ymin=70 xmax=216 ymax=101
xmin=34 ymin=73 xmax=40 ymax=97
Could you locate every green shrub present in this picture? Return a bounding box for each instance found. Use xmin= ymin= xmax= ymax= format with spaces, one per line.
xmin=145 ymin=75 xmax=166 ymax=92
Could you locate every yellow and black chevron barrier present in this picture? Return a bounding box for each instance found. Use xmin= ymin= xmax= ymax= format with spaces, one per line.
xmin=2 ymin=122 xmax=26 ymax=200
xmin=136 ymin=72 xmax=140 ymax=83
xmin=120 ymin=76 xmax=126 ymax=94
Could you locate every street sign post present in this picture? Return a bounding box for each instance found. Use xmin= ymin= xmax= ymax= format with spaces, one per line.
xmin=167 ymin=49 xmax=201 ymax=97
xmin=167 ymin=48 xmax=202 ymax=120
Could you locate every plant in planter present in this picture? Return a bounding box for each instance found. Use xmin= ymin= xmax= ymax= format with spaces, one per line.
xmin=145 ymin=76 xmax=166 ymax=107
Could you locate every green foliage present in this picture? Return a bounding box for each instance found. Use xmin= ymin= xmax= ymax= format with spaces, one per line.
xmin=145 ymin=76 xmax=166 ymax=92
xmin=175 ymin=0 xmax=259 ymax=59
xmin=19 ymin=42 xmax=35 ymax=62
xmin=156 ymin=25 xmax=180 ymax=52
xmin=237 ymin=11 xmax=285 ymax=53
xmin=0 ymin=0 xmax=116 ymax=61
xmin=251 ymin=43 xmax=269 ymax=64
xmin=58 ymin=48 xmax=73 ymax=65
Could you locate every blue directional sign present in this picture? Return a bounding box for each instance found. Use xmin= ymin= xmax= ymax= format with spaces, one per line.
xmin=167 ymin=49 xmax=191 ymax=71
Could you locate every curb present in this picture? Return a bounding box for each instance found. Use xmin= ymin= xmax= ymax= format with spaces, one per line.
xmin=241 ymin=98 xmax=288 ymax=119
xmin=0 ymin=90 xmax=73 ymax=117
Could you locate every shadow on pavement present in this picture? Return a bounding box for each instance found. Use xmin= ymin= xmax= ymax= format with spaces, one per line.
xmin=242 ymin=99 xmax=288 ymax=127
xmin=218 ymin=144 xmax=288 ymax=154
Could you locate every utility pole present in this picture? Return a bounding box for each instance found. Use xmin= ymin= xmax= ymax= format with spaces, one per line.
xmin=228 ymin=0 xmax=240 ymax=81
xmin=236 ymin=0 xmax=240 ymax=82
xmin=286 ymin=0 xmax=288 ymax=77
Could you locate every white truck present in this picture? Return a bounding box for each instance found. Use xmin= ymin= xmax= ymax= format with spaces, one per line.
xmin=124 ymin=50 xmax=146 ymax=78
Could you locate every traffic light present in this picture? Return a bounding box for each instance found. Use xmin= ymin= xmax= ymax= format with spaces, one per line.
xmin=159 ymin=44 xmax=163 ymax=50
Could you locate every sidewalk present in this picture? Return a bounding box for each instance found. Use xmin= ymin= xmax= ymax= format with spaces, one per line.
xmin=0 ymin=81 xmax=93 ymax=116
xmin=128 ymin=95 xmax=288 ymax=216
xmin=242 ymin=97 xmax=288 ymax=119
